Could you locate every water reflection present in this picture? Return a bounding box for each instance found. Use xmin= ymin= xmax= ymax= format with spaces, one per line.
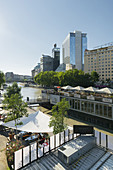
xmin=6 ymin=83 xmax=43 ymax=100
xmin=21 ymin=87 xmax=42 ymax=100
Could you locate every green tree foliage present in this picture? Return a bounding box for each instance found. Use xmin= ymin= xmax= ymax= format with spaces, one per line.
xmin=0 ymin=71 xmax=5 ymax=88
xmin=34 ymin=69 xmax=97 ymax=88
xmin=49 ymin=98 xmax=70 ymax=134
xmin=2 ymin=82 xmax=28 ymax=136
xmin=91 ymin=71 xmax=99 ymax=83
xmin=4 ymin=82 xmax=22 ymax=99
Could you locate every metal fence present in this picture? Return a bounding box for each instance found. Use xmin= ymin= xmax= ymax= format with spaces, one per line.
xmin=14 ymin=129 xmax=76 ymax=170
xmin=14 ymin=129 xmax=113 ymax=170
xmin=94 ymin=130 xmax=113 ymax=150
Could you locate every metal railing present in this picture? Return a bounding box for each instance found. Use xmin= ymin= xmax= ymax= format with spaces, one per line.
xmin=13 ymin=129 xmax=113 ymax=170
xmin=14 ymin=129 xmax=76 ymax=170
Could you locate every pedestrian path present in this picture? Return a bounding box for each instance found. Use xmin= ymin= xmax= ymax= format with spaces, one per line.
xmin=0 ymin=135 xmax=8 ymax=170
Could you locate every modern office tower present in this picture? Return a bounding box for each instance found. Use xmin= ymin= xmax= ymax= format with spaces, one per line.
xmin=62 ymin=31 xmax=87 ymax=71
xmin=84 ymin=44 xmax=113 ymax=81
xmin=40 ymin=55 xmax=53 ymax=72
xmin=52 ymin=44 xmax=60 ymax=71
xmin=31 ymin=63 xmax=41 ymax=78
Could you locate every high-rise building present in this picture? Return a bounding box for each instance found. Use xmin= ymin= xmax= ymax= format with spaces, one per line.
xmin=52 ymin=44 xmax=60 ymax=71
xmin=40 ymin=55 xmax=53 ymax=72
xmin=84 ymin=44 xmax=113 ymax=81
xmin=62 ymin=31 xmax=87 ymax=70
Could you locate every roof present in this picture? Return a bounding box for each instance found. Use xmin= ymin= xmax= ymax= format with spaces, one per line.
xmin=55 ymin=63 xmax=66 ymax=72
xmin=2 ymin=110 xmax=53 ymax=133
xmin=83 ymin=86 xmax=98 ymax=92
xmin=72 ymin=86 xmax=84 ymax=91
xmin=21 ymin=145 xmax=113 ymax=170
xmin=97 ymin=87 xmax=113 ymax=94
xmin=61 ymin=85 xmax=74 ymax=90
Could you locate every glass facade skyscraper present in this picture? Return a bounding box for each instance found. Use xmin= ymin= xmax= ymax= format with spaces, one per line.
xmin=62 ymin=31 xmax=87 ymax=70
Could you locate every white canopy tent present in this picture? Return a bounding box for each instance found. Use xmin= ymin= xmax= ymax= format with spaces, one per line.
xmin=61 ymin=85 xmax=73 ymax=90
xmin=72 ymin=86 xmax=84 ymax=91
xmin=83 ymin=86 xmax=98 ymax=92
xmin=2 ymin=110 xmax=53 ymax=133
xmin=97 ymin=87 xmax=113 ymax=94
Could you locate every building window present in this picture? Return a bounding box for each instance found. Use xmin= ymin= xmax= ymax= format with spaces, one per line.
xmin=95 ymin=104 xmax=99 ymax=115
xmin=104 ymin=105 xmax=108 ymax=117
xmin=100 ymin=104 xmax=103 ymax=116
xmin=81 ymin=101 xmax=85 ymax=111
xmin=75 ymin=100 xmax=77 ymax=109
xmin=78 ymin=100 xmax=80 ymax=110
xmin=70 ymin=99 xmax=74 ymax=109
xmin=91 ymin=103 xmax=94 ymax=113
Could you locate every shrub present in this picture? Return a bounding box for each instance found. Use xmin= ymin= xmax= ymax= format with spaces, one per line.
xmin=6 ymin=140 xmax=24 ymax=166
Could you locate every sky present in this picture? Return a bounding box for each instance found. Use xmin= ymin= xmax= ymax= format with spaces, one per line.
xmin=0 ymin=0 xmax=113 ymax=75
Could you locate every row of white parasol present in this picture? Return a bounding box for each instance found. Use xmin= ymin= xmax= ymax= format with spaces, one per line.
xmin=61 ymin=85 xmax=113 ymax=94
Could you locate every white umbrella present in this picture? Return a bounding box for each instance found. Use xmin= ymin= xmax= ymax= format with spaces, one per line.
xmin=72 ymin=86 xmax=84 ymax=91
xmin=97 ymin=87 xmax=113 ymax=94
xmin=0 ymin=121 xmax=4 ymax=125
xmin=83 ymin=86 xmax=98 ymax=92
xmin=2 ymin=110 xmax=53 ymax=133
xmin=61 ymin=85 xmax=73 ymax=90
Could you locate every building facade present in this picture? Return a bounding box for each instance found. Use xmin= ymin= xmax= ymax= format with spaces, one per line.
xmin=5 ymin=72 xmax=32 ymax=82
xmin=84 ymin=45 xmax=113 ymax=81
xmin=40 ymin=55 xmax=53 ymax=72
xmin=42 ymin=90 xmax=113 ymax=130
xmin=62 ymin=31 xmax=87 ymax=71
xmin=31 ymin=63 xmax=41 ymax=78
xmin=52 ymin=44 xmax=60 ymax=71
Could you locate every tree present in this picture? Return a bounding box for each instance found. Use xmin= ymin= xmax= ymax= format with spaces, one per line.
xmin=3 ymin=82 xmax=28 ymax=137
xmin=91 ymin=71 xmax=99 ymax=83
xmin=0 ymin=71 xmax=5 ymax=88
xmin=106 ymin=78 xmax=111 ymax=84
xmin=34 ymin=69 xmax=98 ymax=88
xmin=4 ymin=82 xmax=22 ymax=98
xmin=49 ymin=98 xmax=70 ymax=134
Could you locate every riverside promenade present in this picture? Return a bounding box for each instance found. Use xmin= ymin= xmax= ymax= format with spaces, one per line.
xmin=0 ymin=135 xmax=8 ymax=170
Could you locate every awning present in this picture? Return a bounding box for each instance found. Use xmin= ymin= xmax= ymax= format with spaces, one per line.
xmin=2 ymin=110 xmax=53 ymax=133
xmin=97 ymin=87 xmax=113 ymax=94
xmin=61 ymin=85 xmax=73 ymax=90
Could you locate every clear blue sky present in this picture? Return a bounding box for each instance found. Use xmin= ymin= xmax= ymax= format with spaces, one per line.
xmin=0 ymin=0 xmax=113 ymax=75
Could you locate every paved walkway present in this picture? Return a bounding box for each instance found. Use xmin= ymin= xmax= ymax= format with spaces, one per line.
xmin=0 ymin=135 xmax=8 ymax=170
